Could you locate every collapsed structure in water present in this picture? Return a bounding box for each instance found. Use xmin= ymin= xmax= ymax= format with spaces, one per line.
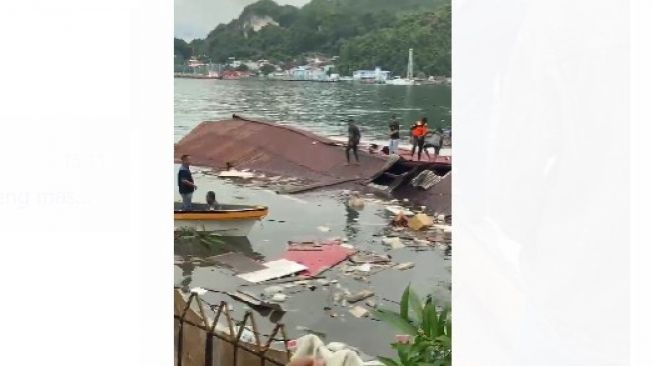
xmin=174 ymin=114 xmax=451 ymax=215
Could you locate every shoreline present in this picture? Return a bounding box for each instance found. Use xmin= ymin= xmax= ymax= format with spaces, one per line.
xmin=174 ymin=74 xmax=452 ymax=85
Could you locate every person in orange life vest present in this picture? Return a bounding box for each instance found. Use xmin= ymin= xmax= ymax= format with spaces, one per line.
xmin=410 ymin=117 xmax=428 ymax=161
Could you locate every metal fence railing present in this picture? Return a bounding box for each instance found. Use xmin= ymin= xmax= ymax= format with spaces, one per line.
xmin=174 ymin=290 xmax=291 ymax=366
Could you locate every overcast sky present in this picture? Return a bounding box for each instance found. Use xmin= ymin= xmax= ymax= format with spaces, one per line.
xmin=175 ymin=0 xmax=310 ymax=41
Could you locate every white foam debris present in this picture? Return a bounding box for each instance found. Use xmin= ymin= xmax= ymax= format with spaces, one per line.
xmin=190 ymin=287 xmax=208 ymax=295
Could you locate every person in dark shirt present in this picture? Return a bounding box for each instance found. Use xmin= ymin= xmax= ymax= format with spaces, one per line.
xmin=388 ymin=115 xmax=400 ymax=155
xmin=345 ymin=119 xmax=361 ymax=165
xmin=206 ymin=191 xmax=219 ymax=210
xmin=178 ymin=154 xmax=197 ymax=210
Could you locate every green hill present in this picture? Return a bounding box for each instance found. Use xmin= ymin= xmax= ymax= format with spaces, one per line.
xmin=174 ymin=0 xmax=450 ymax=76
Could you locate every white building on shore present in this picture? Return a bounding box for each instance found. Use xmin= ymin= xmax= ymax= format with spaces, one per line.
xmin=290 ymin=65 xmax=331 ymax=81
xmin=353 ymin=67 xmax=391 ymax=82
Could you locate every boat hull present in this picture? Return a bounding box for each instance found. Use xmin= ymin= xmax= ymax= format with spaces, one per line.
xmin=174 ymin=217 xmax=259 ymax=236
xmin=174 ymin=203 xmax=268 ymax=236
xmin=386 ymin=78 xmax=415 ymax=85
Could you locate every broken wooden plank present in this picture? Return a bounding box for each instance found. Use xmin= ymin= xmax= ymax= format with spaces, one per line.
xmin=227 ymin=290 xmax=284 ymax=312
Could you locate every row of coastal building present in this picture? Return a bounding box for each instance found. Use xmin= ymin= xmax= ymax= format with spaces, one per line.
xmin=175 ymin=56 xmax=448 ymax=84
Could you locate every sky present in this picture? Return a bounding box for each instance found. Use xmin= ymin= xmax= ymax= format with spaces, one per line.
xmin=175 ymin=0 xmax=310 ymax=41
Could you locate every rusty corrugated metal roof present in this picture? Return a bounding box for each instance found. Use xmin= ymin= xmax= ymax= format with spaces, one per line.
xmin=174 ymin=115 xmax=391 ymax=187
xmin=174 ymin=115 xmax=451 ymax=214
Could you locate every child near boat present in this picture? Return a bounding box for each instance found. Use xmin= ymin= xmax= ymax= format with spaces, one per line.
xmin=206 ymin=191 xmax=219 ymax=210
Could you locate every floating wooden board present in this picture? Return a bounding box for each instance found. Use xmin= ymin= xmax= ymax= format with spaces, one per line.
xmin=237 ymin=259 xmax=308 ymax=283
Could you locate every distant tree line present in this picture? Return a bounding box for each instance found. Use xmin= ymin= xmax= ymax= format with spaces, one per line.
xmin=174 ymin=0 xmax=451 ymax=77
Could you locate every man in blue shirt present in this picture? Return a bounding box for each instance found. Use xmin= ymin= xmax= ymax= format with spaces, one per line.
xmin=178 ymin=154 xmax=197 ymax=210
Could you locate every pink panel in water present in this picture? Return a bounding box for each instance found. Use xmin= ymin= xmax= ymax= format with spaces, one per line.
xmin=281 ymin=241 xmax=356 ymax=277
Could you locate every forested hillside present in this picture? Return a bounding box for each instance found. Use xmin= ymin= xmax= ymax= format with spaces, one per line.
xmin=174 ymin=0 xmax=451 ymax=76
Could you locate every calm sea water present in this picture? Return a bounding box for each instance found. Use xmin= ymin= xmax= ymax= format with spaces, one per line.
xmin=174 ymin=78 xmax=451 ymax=142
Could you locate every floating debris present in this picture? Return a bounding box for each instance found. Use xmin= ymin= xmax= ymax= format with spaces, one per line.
xmin=282 ymin=241 xmax=356 ymax=277
xmin=406 ymin=239 xmax=432 ymax=248
xmin=355 ymin=263 xmax=372 ymax=272
xmin=333 ymin=293 xmax=344 ymax=304
xmin=395 ymin=335 xmax=411 ymax=344
xmin=382 ymin=236 xmax=405 ymax=250
xmin=353 ymin=275 xmax=371 ymax=283
xmin=408 ymin=213 xmax=434 ymax=231
xmin=271 ymin=293 xmax=287 ymax=302
xmin=349 ymin=306 xmax=370 ymax=318
xmin=365 ymin=299 xmax=377 ymax=308
xmin=227 ymin=290 xmax=284 ymax=311
xmin=394 ymin=262 xmax=415 ymax=271
xmin=316 ymin=278 xmax=331 ymax=286
xmin=385 ymin=206 xmax=415 ymax=217
xmin=349 ymin=253 xmax=392 ymax=264
xmin=190 ymin=287 xmax=207 ymax=295
xmin=317 ymin=226 xmax=331 ymax=233
xmin=431 ymin=223 xmax=452 ymax=232
xmin=218 ymin=170 xmax=256 ymax=179
xmin=237 ymin=259 xmax=307 ymax=283
xmin=205 ymin=252 xmax=267 ymax=274
xmin=346 ymin=289 xmax=375 ymax=303
xmin=348 ymin=195 xmax=365 ymax=210
xmin=263 ymin=285 xmax=285 ymax=297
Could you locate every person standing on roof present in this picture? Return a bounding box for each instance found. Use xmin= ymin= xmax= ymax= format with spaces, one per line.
xmin=388 ymin=115 xmax=400 ymax=155
xmin=423 ymin=127 xmax=444 ymax=159
xmin=410 ymin=117 xmax=428 ymax=161
xmin=345 ymin=118 xmax=361 ymax=165
xmin=178 ymin=154 xmax=197 ymax=210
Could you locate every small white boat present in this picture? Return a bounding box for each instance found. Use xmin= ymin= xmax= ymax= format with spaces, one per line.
xmin=386 ymin=77 xmax=415 ymax=85
xmin=386 ymin=49 xmax=416 ymax=85
xmin=174 ymin=202 xmax=268 ymax=237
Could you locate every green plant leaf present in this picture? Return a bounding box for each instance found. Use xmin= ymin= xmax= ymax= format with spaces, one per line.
xmin=428 ymin=361 xmax=450 ymax=366
xmin=396 ymin=343 xmax=411 ymax=364
xmin=377 ymin=356 xmax=401 ymax=366
xmin=400 ymin=285 xmax=410 ymax=320
xmin=408 ymin=288 xmax=423 ymax=324
xmin=374 ymin=308 xmax=418 ymax=336
xmin=422 ymin=297 xmax=435 ymax=337
xmin=437 ymin=305 xmax=450 ymax=338
xmin=434 ymin=335 xmax=451 ymax=348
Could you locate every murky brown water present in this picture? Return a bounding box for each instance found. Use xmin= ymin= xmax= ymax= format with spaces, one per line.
xmin=174 ymin=166 xmax=451 ymax=358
